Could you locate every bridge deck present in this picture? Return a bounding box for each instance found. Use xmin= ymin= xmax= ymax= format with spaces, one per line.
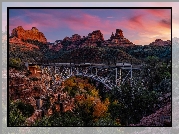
xmin=29 ymin=62 xmax=142 ymax=69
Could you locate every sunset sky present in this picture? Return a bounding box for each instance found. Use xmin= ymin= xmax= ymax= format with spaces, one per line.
xmin=4 ymin=3 xmax=174 ymax=45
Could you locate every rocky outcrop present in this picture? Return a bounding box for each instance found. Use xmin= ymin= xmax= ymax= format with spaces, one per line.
xmin=110 ymin=29 xmax=124 ymax=39
xmin=57 ymin=30 xmax=104 ymax=50
xmin=71 ymin=34 xmax=81 ymax=42
xmin=149 ymin=39 xmax=171 ymax=46
xmin=86 ymin=30 xmax=104 ymax=43
xmin=11 ymin=26 xmax=47 ymax=43
xmin=49 ymin=29 xmax=135 ymax=51
xmin=109 ymin=29 xmax=134 ymax=46
xmin=62 ymin=34 xmax=81 ymax=42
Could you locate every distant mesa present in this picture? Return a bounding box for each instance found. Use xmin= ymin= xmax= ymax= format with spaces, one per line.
xmin=10 ymin=26 xmax=47 ymax=44
xmin=149 ymin=39 xmax=171 ymax=46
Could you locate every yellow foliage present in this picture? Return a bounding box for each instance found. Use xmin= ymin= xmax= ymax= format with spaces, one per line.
xmin=90 ymin=89 xmax=99 ymax=97
xmin=65 ymin=79 xmax=76 ymax=87
xmin=113 ymin=100 xmax=118 ymax=105
xmin=63 ymin=77 xmax=110 ymax=120
xmin=93 ymin=101 xmax=108 ymax=118
xmin=64 ymin=77 xmax=96 ymax=93
xmin=104 ymin=98 xmax=110 ymax=106
xmin=78 ymin=83 xmax=84 ymax=90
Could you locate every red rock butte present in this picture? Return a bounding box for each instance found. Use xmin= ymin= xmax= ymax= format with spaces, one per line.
xmin=109 ymin=29 xmax=134 ymax=46
xmin=11 ymin=26 xmax=47 ymax=44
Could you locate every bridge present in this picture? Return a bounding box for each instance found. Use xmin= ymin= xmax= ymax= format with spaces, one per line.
xmin=27 ymin=62 xmax=142 ymax=90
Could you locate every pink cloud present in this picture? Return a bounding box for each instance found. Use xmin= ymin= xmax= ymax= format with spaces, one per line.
xmin=9 ymin=19 xmax=39 ymax=32
xmin=59 ymin=13 xmax=115 ymax=35
xmin=9 ymin=8 xmax=171 ymax=45
xmin=129 ymin=15 xmax=143 ymax=26
xmin=159 ymin=19 xmax=171 ymax=29
xmin=62 ymin=10 xmax=170 ymax=43
xmin=145 ymin=9 xmax=170 ymax=18
xmin=9 ymin=10 xmax=64 ymax=33
xmin=20 ymin=11 xmax=60 ymax=28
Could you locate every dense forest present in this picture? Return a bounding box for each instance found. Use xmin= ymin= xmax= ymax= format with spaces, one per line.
xmin=8 ymin=34 xmax=171 ymax=126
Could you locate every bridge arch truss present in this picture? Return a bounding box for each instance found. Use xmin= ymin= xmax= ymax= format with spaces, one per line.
xmin=37 ymin=62 xmax=142 ymax=90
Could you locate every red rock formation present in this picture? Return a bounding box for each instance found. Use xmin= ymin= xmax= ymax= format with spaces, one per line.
xmin=109 ymin=29 xmax=134 ymax=46
xmin=71 ymin=34 xmax=81 ymax=42
xmin=62 ymin=34 xmax=81 ymax=43
xmin=11 ymin=26 xmax=47 ymax=43
xmin=149 ymin=39 xmax=171 ymax=46
xmin=115 ymin=29 xmax=124 ymax=38
xmin=86 ymin=30 xmax=104 ymax=43
xmin=9 ymin=37 xmax=39 ymax=50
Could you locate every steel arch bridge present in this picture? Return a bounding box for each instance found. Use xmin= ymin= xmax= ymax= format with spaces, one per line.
xmin=28 ymin=62 xmax=142 ymax=90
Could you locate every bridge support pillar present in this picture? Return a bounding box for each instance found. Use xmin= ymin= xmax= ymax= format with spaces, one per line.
xmin=47 ymin=66 xmax=50 ymax=74
xmin=70 ymin=67 xmax=72 ymax=75
xmin=41 ymin=66 xmax=44 ymax=74
xmin=115 ymin=68 xmax=118 ymax=85
xmin=119 ymin=68 xmax=122 ymax=85
xmin=91 ymin=67 xmax=92 ymax=75
xmin=95 ymin=68 xmax=97 ymax=76
xmin=77 ymin=67 xmax=79 ymax=75
xmin=68 ymin=68 xmax=70 ymax=76
xmin=130 ymin=65 xmax=132 ymax=86
xmin=55 ymin=66 xmax=57 ymax=74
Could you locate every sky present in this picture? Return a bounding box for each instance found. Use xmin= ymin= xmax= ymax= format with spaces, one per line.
xmin=8 ymin=8 xmax=171 ymax=45
xmin=2 ymin=2 xmax=178 ymax=45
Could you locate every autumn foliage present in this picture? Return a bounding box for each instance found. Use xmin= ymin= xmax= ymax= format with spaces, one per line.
xmin=63 ymin=76 xmax=110 ymax=122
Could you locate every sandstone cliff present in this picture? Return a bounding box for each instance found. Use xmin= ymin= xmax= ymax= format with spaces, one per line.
xmin=11 ymin=26 xmax=47 ymax=44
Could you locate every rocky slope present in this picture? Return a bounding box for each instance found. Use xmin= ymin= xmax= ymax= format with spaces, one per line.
xmin=129 ymin=91 xmax=171 ymax=127
xmin=129 ymin=102 xmax=171 ymax=126
xmin=9 ymin=36 xmax=39 ymax=50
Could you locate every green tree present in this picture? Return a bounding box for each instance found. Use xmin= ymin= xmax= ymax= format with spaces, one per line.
xmin=93 ymin=115 xmax=121 ymax=126
xmin=9 ymin=100 xmax=26 ymax=126
xmin=107 ymin=80 xmax=158 ymax=126
xmin=9 ymin=58 xmax=22 ymax=69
